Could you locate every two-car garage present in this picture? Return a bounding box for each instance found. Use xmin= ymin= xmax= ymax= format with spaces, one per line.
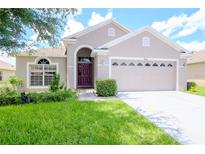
xmin=110 ymin=58 xmax=177 ymax=91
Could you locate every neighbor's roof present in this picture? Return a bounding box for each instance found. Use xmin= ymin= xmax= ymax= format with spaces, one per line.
xmin=62 ymin=18 xmax=130 ymax=40
xmin=17 ymin=47 xmax=66 ymax=58
xmin=187 ymin=50 xmax=205 ymax=64
xmin=99 ymin=26 xmax=188 ymax=53
xmin=0 ymin=60 xmax=15 ymax=71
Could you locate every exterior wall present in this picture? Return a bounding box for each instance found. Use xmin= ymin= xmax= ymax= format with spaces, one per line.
xmin=0 ymin=69 xmax=15 ymax=82
xmin=16 ymin=56 xmax=67 ymax=92
xmin=178 ymin=59 xmax=187 ymax=90
xmin=187 ymin=62 xmax=205 ymax=86
xmin=66 ymin=22 xmax=128 ymax=88
xmin=97 ymin=31 xmax=186 ymax=91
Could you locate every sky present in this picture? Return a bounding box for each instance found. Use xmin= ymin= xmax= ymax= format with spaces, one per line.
xmin=1 ymin=8 xmax=205 ymax=65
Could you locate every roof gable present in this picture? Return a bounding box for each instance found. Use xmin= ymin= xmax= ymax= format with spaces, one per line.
xmin=62 ymin=19 xmax=130 ymax=40
xmin=99 ymin=26 xmax=188 ymax=53
xmin=0 ymin=60 xmax=15 ymax=71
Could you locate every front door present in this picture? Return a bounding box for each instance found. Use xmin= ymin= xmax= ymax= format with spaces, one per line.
xmin=77 ymin=63 xmax=93 ymax=88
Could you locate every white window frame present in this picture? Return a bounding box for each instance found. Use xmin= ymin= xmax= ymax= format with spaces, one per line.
xmin=27 ymin=57 xmax=59 ymax=89
xmin=108 ymin=27 xmax=116 ymax=37
xmin=142 ymin=36 xmax=150 ymax=47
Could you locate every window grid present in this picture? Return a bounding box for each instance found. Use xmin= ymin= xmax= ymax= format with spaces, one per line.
xmin=29 ymin=64 xmax=56 ymax=86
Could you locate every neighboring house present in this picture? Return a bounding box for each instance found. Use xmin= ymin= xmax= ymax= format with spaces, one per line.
xmin=187 ymin=50 xmax=205 ymax=86
xmin=16 ymin=19 xmax=188 ymax=92
xmin=0 ymin=59 xmax=15 ymax=82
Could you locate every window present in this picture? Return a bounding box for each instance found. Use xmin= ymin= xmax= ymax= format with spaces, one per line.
xmin=0 ymin=71 xmax=2 ymax=81
xmin=29 ymin=58 xmax=57 ymax=87
xmin=160 ymin=63 xmax=165 ymax=67
xmin=108 ymin=27 xmax=115 ymax=37
xmin=142 ymin=36 xmax=150 ymax=47
xmin=152 ymin=63 xmax=158 ymax=67
xmin=112 ymin=62 xmax=118 ymax=66
xmin=145 ymin=63 xmax=151 ymax=66
xmin=137 ymin=63 xmax=143 ymax=66
xmin=129 ymin=62 xmax=135 ymax=66
xmin=38 ymin=59 xmax=50 ymax=64
xmin=120 ymin=62 xmax=127 ymax=66
xmin=167 ymin=64 xmax=173 ymax=67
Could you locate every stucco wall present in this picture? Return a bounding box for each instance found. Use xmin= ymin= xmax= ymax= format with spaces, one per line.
xmin=66 ymin=22 xmax=128 ymax=88
xmin=0 ymin=69 xmax=15 ymax=82
xmin=187 ymin=62 xmax=205 ymax=86
xmin=96 ymin=31 xmax=186 ymax=90
xmin=16 ymin=56 xmax=67 ymax=92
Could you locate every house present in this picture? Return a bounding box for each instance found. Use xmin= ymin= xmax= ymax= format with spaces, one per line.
xmin=16 ymin=19 xmax=188 ymax=92
xmin=0 ymin=59 xmax=15 ymax=82
xmin=187 ymin=50 xmax=205 ymax=86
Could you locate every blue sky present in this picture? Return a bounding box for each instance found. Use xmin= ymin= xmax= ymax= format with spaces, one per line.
xmin=1 ymin=8 xmax=205 ymax=65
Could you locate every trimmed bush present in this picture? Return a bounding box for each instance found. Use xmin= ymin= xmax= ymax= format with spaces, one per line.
xmin=96 ymin=79 xmax=117 ymax=97
xmin=187 ymin=81 xmax=197 ymax=90
xmin=27 ymin=89 xmax=77 ymax=103
xmin=0 ymin=89 xmax=77 ymax=106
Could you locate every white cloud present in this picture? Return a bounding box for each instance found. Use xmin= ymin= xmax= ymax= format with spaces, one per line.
xmin=177 ymin=40 xmax=205 ymax=51
xmin=151 ymin=8 xmax=205 ymax=38
xmin=88 ymin=11 xmax=112 ymax=26
xmin=62 ymin=19 xmax=84 ymax=37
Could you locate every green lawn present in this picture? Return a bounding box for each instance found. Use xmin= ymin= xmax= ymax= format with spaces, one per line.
xmin=186 ymin=86 xmax=205 ymax=96
xmin=0 ymin=99 xmax=178 ymax=144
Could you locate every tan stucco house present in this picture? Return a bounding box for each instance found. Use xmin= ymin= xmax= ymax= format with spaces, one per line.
xmin=187 ymin=50 xmax=205 ymax=86
xmin=16 ymin=19 xmax=188 ymax=92
xmin=0 ymin=59 xmax=15 ymax=82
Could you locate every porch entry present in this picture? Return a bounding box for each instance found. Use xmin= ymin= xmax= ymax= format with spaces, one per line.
xmin=77 ymin=47 xmax=94 ymax=88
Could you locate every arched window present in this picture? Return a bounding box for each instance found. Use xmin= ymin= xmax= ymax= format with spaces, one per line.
xmin=120 ymin=62 xmax=127 ymax=66
xmin=38 ymin=58 xmax=50 ymax=64
xmin=152 ymin=63 xmax=158 ymax=67
xmin=145 ymin=63 xmax=151 ymax=66
xmin=137 ymin=63 xmax=143 ymax=66
xmin=112 ymin=62 xmax=118 ymax=66
xmin=160 ymin=63 xmax=165 ymax=67
xmin=129 ymin=62 xmax=135 ymax=66
xmin=108 ymin=27 xmax=116 ymax=37
xmin=167 ymin=64 xmax=173 ymax=67
xmin=142 ymin=36 xmax=150 ymax=47
xmin=29 ymin=58 xmax=57 ymax=87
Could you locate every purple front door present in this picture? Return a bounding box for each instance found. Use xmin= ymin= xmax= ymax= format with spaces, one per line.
xmin=77 ymin=63 xmax=93 ymax=88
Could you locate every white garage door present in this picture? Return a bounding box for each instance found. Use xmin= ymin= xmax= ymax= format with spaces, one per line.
xmin=111 ymin=59 xmax=177 ymax=91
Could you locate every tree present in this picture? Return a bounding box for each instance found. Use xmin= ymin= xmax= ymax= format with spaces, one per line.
xmin=0 ymin=8 xmax=77 ymax=55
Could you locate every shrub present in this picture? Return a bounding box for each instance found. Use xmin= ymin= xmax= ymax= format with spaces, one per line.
xmin=96 ymin=79 xmax=117 ymax=97
xmin=0 ymin=91 xmax=22 ymax=106
xmin=27 ymin=89 xmax=77 ymax=103
xmin=187 ymin=81 xmax=197 ymax=90
xmin=49 ymin=73 xmax=64 ymax=92
xmin=8 ymin=77 xmax=23 ymax=91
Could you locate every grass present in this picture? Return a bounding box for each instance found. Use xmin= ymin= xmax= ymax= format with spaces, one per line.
xmin=186 ymin=85 xmax=205 ymax=96
xmin=0 ymin=99 xmax=178 ymax=145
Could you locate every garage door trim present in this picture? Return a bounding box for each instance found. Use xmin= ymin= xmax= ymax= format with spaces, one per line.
xmin=109 ymin=56 xmax=179 ymax=90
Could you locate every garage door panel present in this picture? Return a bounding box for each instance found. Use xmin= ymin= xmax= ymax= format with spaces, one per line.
xmin=111 ymin=60 xmax=176 ymax=91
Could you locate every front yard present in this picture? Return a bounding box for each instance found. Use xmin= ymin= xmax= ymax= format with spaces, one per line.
xmin=0 ymin=99 xmax=178 ymax=144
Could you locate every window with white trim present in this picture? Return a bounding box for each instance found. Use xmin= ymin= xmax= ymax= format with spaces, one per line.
xmin=0 ymin=71 xmax=2 ymax=81
xmin=142 ymin=36 xmax=150 ymax=47
xmin=29 ymin=58 xmax=57 ymax=86
xmin=108 ymin=27 xmax=116 ymax=37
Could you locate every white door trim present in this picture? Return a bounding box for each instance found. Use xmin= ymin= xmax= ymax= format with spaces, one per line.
xmin=109 ymin=56 xmax=179 ymax=90
xmin=73 ymin=45 xmax=94 ymax=88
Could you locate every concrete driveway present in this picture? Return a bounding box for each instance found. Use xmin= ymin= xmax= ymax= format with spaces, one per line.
xmin=118 ymin=91 xmax=205 ymax=144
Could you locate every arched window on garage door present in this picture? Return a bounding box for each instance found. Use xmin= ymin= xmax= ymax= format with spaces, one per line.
xmin=160 ymin=63 xmax=166 ymax=67
xmin=112 ymin=62 xmax=119 ymax=66
xmin=120 ymin=62 xmax=127 ymax=66
xmin=152 ymin=63 xmax=158 ymax=67
xmin=137 ymin=63 xmax=143 ymax=66
xmin=145 ymin=63 xmax=151 ymax=66
xmin=167 ymin=64 xmax=173 ymax=67
xmin=129 ymin=62 xmax=135 ymax=66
